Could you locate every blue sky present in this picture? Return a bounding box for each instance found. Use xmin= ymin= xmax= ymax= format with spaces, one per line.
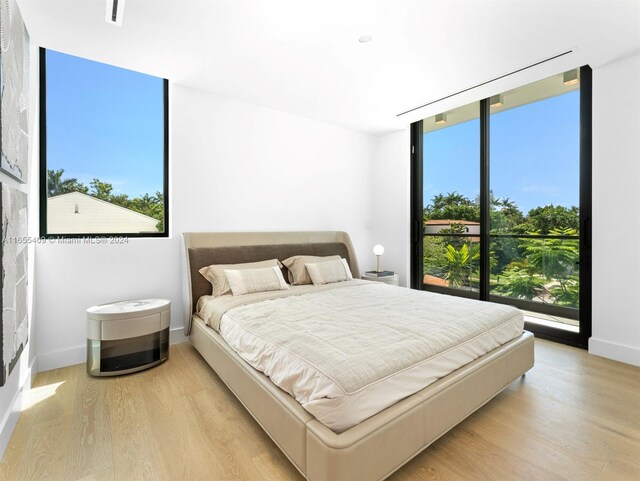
xmin=423 ymin=91 xmax=580 ymax=214
xmin=46 ymin=49 xmax=164 ymax=198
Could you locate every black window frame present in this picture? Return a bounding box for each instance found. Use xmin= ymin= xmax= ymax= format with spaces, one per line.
xmin=410 ymin=66 xmax=592 ymax=349
xmin=38 ymin=47 xmax=170 ymax=239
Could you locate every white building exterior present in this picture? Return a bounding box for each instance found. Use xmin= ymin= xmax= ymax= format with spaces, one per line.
xmin=47 ymin=192 xmax=160 ymax=234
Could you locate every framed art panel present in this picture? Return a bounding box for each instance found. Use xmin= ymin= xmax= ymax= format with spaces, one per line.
xmin=0 ymin=182 xmax=28 ymax=386
xmin=0 ymin=0 xmax=30 ymax=183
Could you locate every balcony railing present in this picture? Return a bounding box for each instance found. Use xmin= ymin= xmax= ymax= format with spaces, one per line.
xmin=422 ymin=232 xmax=580 ymax=316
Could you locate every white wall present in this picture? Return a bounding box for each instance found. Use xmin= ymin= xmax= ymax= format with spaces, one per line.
xmin=33 ymin=85 xmax=375 ymax=371
xmin=589 ymin=53 xmax=640 ymax=366
xmin=372 ymin=53 xmax=640 ymax=367
xmin=371 ymin=129 xmax=411 ymax=285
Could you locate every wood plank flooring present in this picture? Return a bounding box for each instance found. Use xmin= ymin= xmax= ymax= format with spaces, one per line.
xmin=1 ymin=339 xmax=639 ymax=481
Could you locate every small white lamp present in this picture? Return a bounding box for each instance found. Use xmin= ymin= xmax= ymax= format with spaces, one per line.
xmin=373 ymin=244 xmax=385 ymax=273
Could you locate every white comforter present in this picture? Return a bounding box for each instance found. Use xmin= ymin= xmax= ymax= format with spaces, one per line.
xmin=201 ymin=281 xmax=524 ymax=432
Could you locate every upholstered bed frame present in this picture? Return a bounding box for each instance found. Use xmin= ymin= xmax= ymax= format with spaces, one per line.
xmin=183 ymin=231 xmax=535 ymax=481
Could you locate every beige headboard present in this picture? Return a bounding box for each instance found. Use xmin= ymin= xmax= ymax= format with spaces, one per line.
xmin=182 ymin=231 xmax=360 ymax=335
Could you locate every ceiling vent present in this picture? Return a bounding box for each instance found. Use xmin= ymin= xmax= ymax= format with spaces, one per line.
xmin=105 ymin=0 xmax=125 ymax=27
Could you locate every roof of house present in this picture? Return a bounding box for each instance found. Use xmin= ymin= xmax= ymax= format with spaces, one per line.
xmin=47 ymin=192 xmax=160 ymax=234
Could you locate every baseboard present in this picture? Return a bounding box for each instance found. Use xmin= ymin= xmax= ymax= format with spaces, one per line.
xmin=589 ymin=337 xmax=640 ymax=367
xmin=169 ymin=326 xmax=187 ymax=345
xmin=36 ymin=327 xmax=187 ymax=373
xmin=0 ymin=356 xmax=36 ymax=459
xmin=36 ymin=344 xmax=86 ymax=373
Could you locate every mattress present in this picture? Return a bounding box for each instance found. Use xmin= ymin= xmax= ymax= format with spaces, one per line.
xmin=199 ymin=281 xmax=524 ymax=432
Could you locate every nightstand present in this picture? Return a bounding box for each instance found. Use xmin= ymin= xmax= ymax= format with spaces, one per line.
xmin=86 ymin=299 xmax=170 ymax=376
xmin=361 ymin=272 xmax=400 ymax=286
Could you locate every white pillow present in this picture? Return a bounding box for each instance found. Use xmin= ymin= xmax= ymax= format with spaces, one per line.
xmin=282 ymin=255 xmax=341 ymax=285
xmin=224 ymin=266 xmax=289 ymax=296
xmin=199 ymin=258 xmax=282 ymax=297
xmin=305 ymin=258 xmax=353 ymax=285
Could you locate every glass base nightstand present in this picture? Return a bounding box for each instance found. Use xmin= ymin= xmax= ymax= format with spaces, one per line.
xmin=86 ymin=299 xmax=170 ymax=376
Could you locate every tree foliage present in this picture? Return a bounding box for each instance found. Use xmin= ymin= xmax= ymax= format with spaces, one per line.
xmin=492 ymin=267 xmax=546 ymax=301
xmin=423 ymin=192 xmax=580 ymax=308
xmin=47 ymin=169 xmax=165 ymax=231
xmin=515 ymin=205 xmax=580 ymax=235
xmin=424 ymin=192 xmax=479 ymax=222
xmin=47 ymin=169 xmax=88 ymax=196
xmin=423 ymin=191 xmax=578 ymax=235
xmin=443 ymin=244 xmax=479 ymax=288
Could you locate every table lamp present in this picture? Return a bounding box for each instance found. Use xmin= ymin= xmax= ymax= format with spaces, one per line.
xmin=366 ymin=245 xmax=394 ymax=277
xmin=373 ymin=244 xmax=385 ymax=272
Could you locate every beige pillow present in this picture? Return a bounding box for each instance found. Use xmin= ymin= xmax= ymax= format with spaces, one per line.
xmin=282 ymin=255 xmax=341 ymax=285
xmin=224 ymin=266 xmax=289 ymax=296
xmin=305 ymin=258 xmax=353 ymax=285
xmin=199 ymin=259 xmax=282 ymax=297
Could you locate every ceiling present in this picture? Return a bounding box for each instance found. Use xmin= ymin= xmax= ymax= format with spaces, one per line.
xmin=17 ymin=0 xmax=640 ymax=135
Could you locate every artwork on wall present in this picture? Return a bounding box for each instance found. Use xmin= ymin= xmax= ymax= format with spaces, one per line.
xmin=0 ymin=0 xmax=29 ymax=386
xmin=0 ymin=183 xmax=28 ymax=386
xmin=0 ymin=0 xmax=30 ymax=183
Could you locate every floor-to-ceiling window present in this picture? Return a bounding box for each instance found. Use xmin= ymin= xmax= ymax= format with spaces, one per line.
xmin=411 ymin=67 xmax=592 ymax=347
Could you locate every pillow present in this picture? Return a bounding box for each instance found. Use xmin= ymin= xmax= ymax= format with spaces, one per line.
xmin=199 ymin=259 xmax=282 ymax=297
xmin=224 ymin=266 xmax=289 ymax=296
xmin=282 ymin=255 xmax=341 ymax=285
xmin=305 ymin=258 xmax=353 ymax=285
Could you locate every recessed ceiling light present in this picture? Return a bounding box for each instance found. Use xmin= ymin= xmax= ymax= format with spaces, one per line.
xmin=490 ymin=94 xmax=504 ymax=108
xmin=435 ymin=113 xmax=447 ymax=124
xmin=358 ymin=35 xmax=372 ymax=44
xmin=563 ymin=69 xmax=579 ymax=86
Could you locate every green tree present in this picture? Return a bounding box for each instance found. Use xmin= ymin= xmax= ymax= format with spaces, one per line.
xmin=443 ymin=243 xmax=479 ymax=288
xmin=515 ymin=205 xmax=579 ymax=234
xmin=549 ymin=275 xmax=580 ymax=307
xmin=493 ymin=266 xmax=545 ymax=301
xmin=424 ymin=192 xmax=479 ymax=222
xmin=420 ymin=190 xmax=581 ymax=307
xmin=519 ymin=228 xmax=580 ymax=307
xmin=47 ymin=169 xmax=88 ymax=196
xmin=522 ymin=228 xmax=579 ymax=280
xmin=89 ymin=178 xmax=114 ymax=200
xmin=490 ymin=197 xmax=525 ymax=234
xmin=423 ymin=236 xmax=446 ymax=278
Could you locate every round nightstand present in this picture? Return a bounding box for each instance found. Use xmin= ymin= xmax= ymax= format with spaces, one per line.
xmin=361 ymin=272 xmax=400 ymax=286
xmin=86 ymin=299 xmax=170 ymax=377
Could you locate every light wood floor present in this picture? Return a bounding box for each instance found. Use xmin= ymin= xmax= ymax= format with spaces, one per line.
xmin=1 ymin=339 xmax=639 ymax=481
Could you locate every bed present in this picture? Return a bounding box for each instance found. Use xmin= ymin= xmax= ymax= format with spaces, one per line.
xmin=183 ymin=231 xmax=535 ymax=481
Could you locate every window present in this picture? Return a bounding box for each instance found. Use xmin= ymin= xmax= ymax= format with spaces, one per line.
xmin=489 ymin=76 xmax=581 ymax=325
xmin=422 ymin=101 xmax=480 ymax=296
xmin=39 ymin=48 xmax=168 ymax=237
xmin=411 ymin=67 xmax=592 ymax=348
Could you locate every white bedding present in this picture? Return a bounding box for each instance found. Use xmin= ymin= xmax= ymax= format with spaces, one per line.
xmin=202 ymin=281 xmax=524 ymax=432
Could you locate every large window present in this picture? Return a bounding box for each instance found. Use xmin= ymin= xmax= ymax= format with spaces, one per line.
xmin=411 ymin=67 xmax=592 ymax=347
xmin=40 ymin=48 xmax=168 ymax=237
